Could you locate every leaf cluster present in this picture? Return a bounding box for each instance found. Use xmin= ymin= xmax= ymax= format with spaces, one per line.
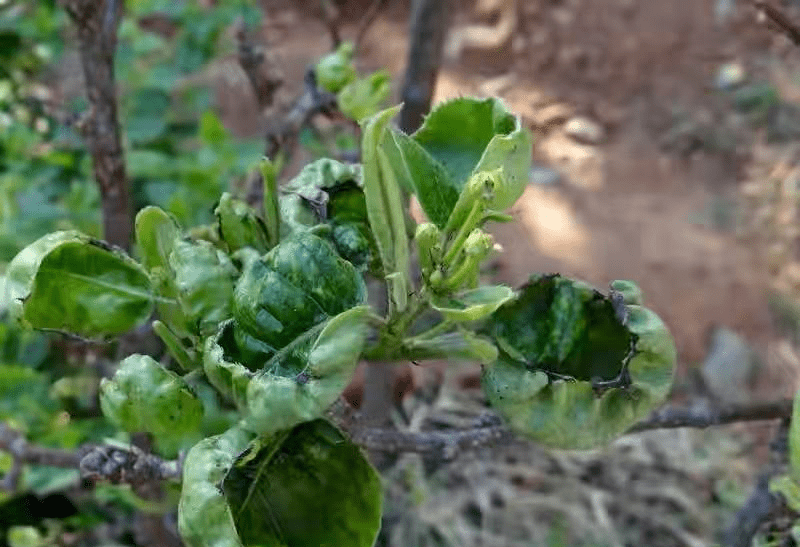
xmin=3 ymin=91 xmax=677 ymax=545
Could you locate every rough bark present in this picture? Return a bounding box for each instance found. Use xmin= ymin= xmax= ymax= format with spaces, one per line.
xmin=61 ymin=0 xmax=132 ymax=250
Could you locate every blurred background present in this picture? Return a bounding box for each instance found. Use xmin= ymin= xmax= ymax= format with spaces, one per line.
xmin=4 ymin=0 xmax=800 ymax=545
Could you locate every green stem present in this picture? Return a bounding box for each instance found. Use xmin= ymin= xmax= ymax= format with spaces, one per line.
xmin=442 ymin=200 xmax=483 ymax=268
xmin=411 ymin=319 xmax=453 ymax=341
xmin=152 ymin=320 xmax=196 ymax=370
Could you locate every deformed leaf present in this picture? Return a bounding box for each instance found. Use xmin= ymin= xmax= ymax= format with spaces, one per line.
xmin=170 ymin=239 xmax=238 ymax=337
xmin=232 ymin=232 xmax=366 ymax=365
xmin=431 ymin=285 xmax=515 ymax=323
xmin=481 ymin=275 xmax=676 ymax=449
xmin=4 ymin=231 xmax=153 ymax=337
xmin=244 ymin=306 xmax=370 ymax=435
xmin=214 ymin=193 xmax=269 ymax=254
xmin=391 ymin=97 xmax=532 ymax=228
xmin=405 ymin=329 xmax=498 ymax=363
xmin=315 ymin=41 xmax=356 ymax=93
xmin=135 ymin=206 xmax=180 ymax=272
xmin=100 ymin=354 xmax=203 ymax=441
xmin=178 ymin=426 xmax=253 ymax=547
xmin=222 ymin=419 xmax=382 ymax=547
xmin=361 ymin=105 xmax=411 ymax=312
xmin=337 ymin=69 xmax=391 ymax=122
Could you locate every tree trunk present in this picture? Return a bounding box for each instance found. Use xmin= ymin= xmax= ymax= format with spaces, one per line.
xmin=62 ymin=0 xmax=132 ymax=250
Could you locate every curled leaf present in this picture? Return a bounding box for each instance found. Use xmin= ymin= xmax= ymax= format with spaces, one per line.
xmin=100 ymin=354 xmax=203 ymax=441
xmin=214 ymin=193 xmax=269 ymax=254
xmin=481 ymin=275 xmax=676 ymax=449
xmin=315 ymin=41 xmax=356 ymax=93
xmin=390 ymin=97 xmax=532 ymax=229
xmin=4 ymin=231 xmax=153 ymax=337
xmin=431 ymin=285 xmax=514 ymax=323
xmin=178 ymin=420 xmax=381 ymax=547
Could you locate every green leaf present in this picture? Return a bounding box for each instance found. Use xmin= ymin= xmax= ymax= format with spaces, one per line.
xmin=135 ymin=206 xmax=180 ymax=272
xmin=199 ymin=110 xmax=228 ymax=147
xmin=126 ymin=88 xmax=170 ymax=144
xmin=170 ymin=239 xmax=237 ymax=337
xmin=405 ymin=329 xmax=498 ymax=363
xmin=203 ymin=321 xmax=253 ymax=411
xmin=792 ymin=387 xmax=800 ymax=480
xmin=431 ymin=285 xmax=515 ymax=322
xmin=4 ymin=231 xmax=153 ymax=337
xmin=100 ymin=354 xmax=203 ymax=441
xmin=178 ymin=426 xmax=253 ymax=547
xmin=244 ymin=306 xmax=370 ymax=435
xmin=279 ymin=159 xmax=378 ymax=272
xmin=771 ymin=474 xmax=800 ymax=512
xmin=361 ymin=105 xmax=411 ymax=312
xmin=337 ymin=69 xmax=391 ymax=122
xmin=393 ymin=97 xmax=532 ymax=228
xmin=315 ymin=41 xmax=356 ymax=93
xmin=481 ymin=275 xmax=676 ymax=449
xmin=232 ymin=232 xmax=366 ymax=366
xmin=222 ymin=420 xmax=382 ymax=547
xmin=260 ymin=158 xmax=280 ymax=250
xmin=214 ymin=193 xmax=269 ymax=254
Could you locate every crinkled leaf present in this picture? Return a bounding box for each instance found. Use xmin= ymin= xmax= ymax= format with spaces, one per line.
xmin=222 ymin=419 xmax=381 ymax=547
xmin=431 ymin=285 xmax=514 ymax=322
xmin=337 ymin=69 xmax=391 ymax=122
xmin=179 ymin=426 xmax=253 ymax=547
xmin=215 ymin=193 xmax=269 ymax=254
xmin=170 ymin=239 xmax=237 ymax=337
xmin=244 ymin=306 xmax=370 ymax=435
xmin=4 ymin=231 xmax=153 ymax=337
xmin=315 ymin=41 xmax=356 ymax=93
xmin=100 ymin=354 xmax=203 ymax=441
xmin=361 ymin=105 xmax=411 ymax=311
xmin=232 ymin=232 xmax=366 ymax=365
xmin=135 ymin=206 xmax=180 ymax=272
xmin=203 ymin=321 xmax=253 ymax=411
xmin=392 ymin=97 xmax=532 ymax=228
xmin=481 ymin=275 xmax=675 ymax=449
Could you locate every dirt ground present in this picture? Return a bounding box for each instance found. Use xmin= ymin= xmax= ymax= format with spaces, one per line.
xmin=216 ymin=0 xmax=800 ymax=544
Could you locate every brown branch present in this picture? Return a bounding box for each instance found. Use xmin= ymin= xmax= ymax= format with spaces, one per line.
xmin=60 ymin=0 xmax=132 ymax=250
xmin=354 ymin=0 xmax=389 ymax=53
xmin=318 ymin=0 xmax=342 ymax=48
xmin=399 ymin=0 xmax=450 ymax=133
xmin=0 ymin=423 xmax=179 ymax=492
xmin=723 ymin=419 xmax=789 ymax=547
xmin=753 ymin=0 xmax=800 ymax=46
xmin=264 ymin=68 xmax=338 ymax=159
xmin=627 ymin=399 xmax=793 ymax=433
xmin=235 ymin=19 xmax=283 ymax=111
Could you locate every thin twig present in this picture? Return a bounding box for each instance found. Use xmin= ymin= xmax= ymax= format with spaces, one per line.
xmin=0 ymin=423 xmax=179 ymax=491
xmin=235 ymin=19 xmax=283 ymax=111
xmin=754 ymin=0 xmax=800 ymax=46
xmin=354 ymin=0 xmax=388 ymax=52
xmin=319 ymin=0 xmax=342 ymax=48
xmin=722 ymin=419 xmax=789 ymax=547
xmin=628 ymin=399 xmax=793 ymax=433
